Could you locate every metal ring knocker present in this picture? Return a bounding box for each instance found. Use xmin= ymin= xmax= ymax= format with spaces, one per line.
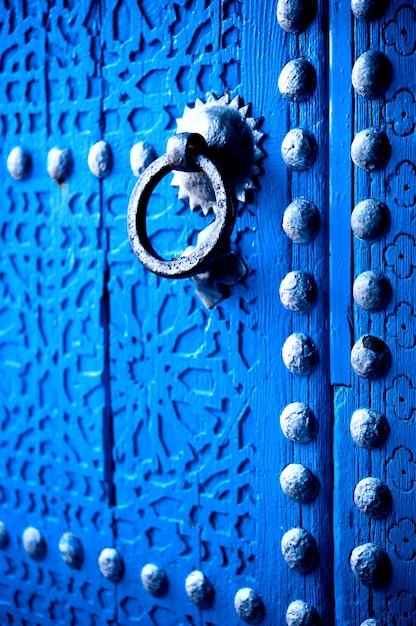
xmin=127 ymin=132 xmax=237 ymax=279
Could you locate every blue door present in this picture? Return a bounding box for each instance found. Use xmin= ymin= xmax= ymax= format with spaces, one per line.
xmin=0 ymin=1 xmax=414 ymax=625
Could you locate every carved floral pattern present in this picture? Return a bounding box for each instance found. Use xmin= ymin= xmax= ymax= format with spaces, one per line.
xmin=386 ymin=375 xmax=416 ymax=421
xmin=388 ymin=518 xmax=416 ymax=561
xmin=383 ymin=6 xmax=416 ymax=57
xmin=386 ymin=302 xmax=416 ymax=349
xmin=387 ymin=160 xmax=416 ymax=209
xmin=388 ymin=590 xmax=416 ymax=626
xmin=386 ymin=447 xmax=416 ymax=493
xmin=384 ymin=234 xmax=416 ymax=279
xmin=384 ymin=89 xmax=416 ymax=137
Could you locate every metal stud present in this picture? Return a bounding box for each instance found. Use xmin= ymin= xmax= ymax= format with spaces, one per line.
xmin=276 ymin=0 xmax=317 ymax=33
xmin=286 ymin=600 xmax=321 ymax=626
xmin=351 ymin=198 xmax=391 ymax=241
xmin=350 ymin=335 xmax=391 ymax=379
xmin=353 ymin=271 xmax=392 ymax=312
xmin=0 ymin=521 xmax=8 ymax=549
xmin=22 ymin=527 xmax=46 ymax=561
xmin=234 ymin=588 xmax=265 ymax=624
xmin=281 ymin=528 xmax=318 ymax=573
xmin=88 ymin=141 xmax=113 ymax=179
xmin=282 ymin=197 xmax=321 ymax=243
xmin=352 ymin=51 xmax=392 ymax=99
xmin=353 ymin=477 xmax=392 ymax=519
xmin=141 ymin=563 xmax=168 ymax=597
xmin=350 ymin=408 xmax=389 ymax=449
xmin=351 ymin=128 xmax=391 ymax=171
xmin=59 ymin=532 xmax=83 ymax=569
xmin=280 ymin=463 xmax=320 ymax=503
xmin=278 ymin=59 xmax=317 ymax=102
xmin=360 ymin=620 xmax=383 ymax=626
xmin=98 ymin=547 xmax=124 ymax=582
xmin=282 ymin=333 xmax=319 ymax=375
xmin=280 ymin=402 xmax=319 ymax=443
xmin=7 ymin=146 xmax=32 ymax=180
xmin=351 ymin=0 xmax=389 ymax=22
xmin=47 ymin=148 xmax=73 ymax=182
xmin=350 ymin=543 xmax=392 ymax=588
xmin=185 ymin=570 xmax=214 ymax=609
xmin=279 ymin=270 xmax=317 ymax=313
xmin=130 ymin=142 xmax=157 ymax=177
xmin=281 ymin=129 xmax=317 ymax=171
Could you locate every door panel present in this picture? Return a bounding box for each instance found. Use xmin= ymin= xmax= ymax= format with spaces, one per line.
xmin=331 ymin=2 xmax=416 ymax=624
xmin=0 ymin=1 xmax=414 ymax=625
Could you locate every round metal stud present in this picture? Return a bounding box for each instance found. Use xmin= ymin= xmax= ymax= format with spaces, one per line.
xmin=282 ymin=333 xmax=319 ymax=375
xmin=234 ymin=588 xmax=265 ymax=625
xmin=281 ymin=129 xmax=317 ymax=171
xmin=360 ymin=620 xmax=383 ymax=626
xmin=279 ymin=270 xmax=317 ymax=313
xmin=350 ymin=408 xmax=389 ymax=449
xmin=352 ymin=51 xmax=392 ymax=99
xmin=280 ymin=463 xmax=320 ymax=503
xmin=276 ymin=0 xmax=317 ymax=33
xmin=350 ymin=543 xmax=392 ymax=588
xmin=22 ymin=527 xmax=46 ymax=561
xmin=354 ymin=477 xmax=392 ymax=519
xmin=281 ymin=528 xmax=318 ymax=573
xmin=130 ymin=142 xmax=157 ymax=177
xmin=0 ymin=521 xmax=8 ymax=549
xmin=88 ymin=140 xmax=113 ymax=179
xmin=282 ymin=197 xmax=321 ymax=244
xmin=185 ymin=570 xmax=214 ymax=609
xmin=286 ymin=600 xmax=321 ymax=626
xmin=141 ymin=563 xmax=168 ymax=597
xmin=59 ymin=532 xmax=83 ymax=569
xmin=278 ymin=59 xmax=317 ymax=102
xmin=98 ymin=547 xmax=124 ymax=582
xmin=353 ymin=271 xmax=392 ymax=312
xmin=280 ymin=402 xmax=319 ymax=443
xmin=351 ymin=199 xmax=391 ymax=241
xmin=7 ymin=146 xmax=32 ymax=180
xmin=350 ymin=335 xmax=391 ymax=379
xmin=351 ymin=128 xmax=391 ymax=171
xmin=47 ymin=148 xmax=73 ymax=182
xmin=351 ymin=0 xmax=389 ymax=21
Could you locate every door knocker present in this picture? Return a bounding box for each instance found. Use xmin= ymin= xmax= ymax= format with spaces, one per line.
xmin=127 ymin=93 xmax=265 ymax=308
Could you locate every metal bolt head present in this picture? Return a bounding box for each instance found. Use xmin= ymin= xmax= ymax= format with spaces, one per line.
xmin=351 ymin=199 xmax=391 ymax=241
xmin=7 ymin=146 xmax=32 ymax=180
xmin=276 ymin=0 xmax=317 ymax=33
xmin=47 ymin=148 xmax=73 ymax=182
xmin=22 ymin=527 xmax=46 ymax=561
xmin=350 ymin=543 xmax=392 ymax=588
xmin=354 ymin=477 xmax=392 ymax=519
xmin=281 ymin=527 xmax=318 ymax=573
xmin=280 ymin=463 xmax=320 ymax=503
xmin=280 ymin=402 xmax=319 ymax=443
xmin=360 ymin=620 xmax=384 ymax=626
xmin=350 ymin=408 xmax=389 ymax=449
xmin=98 ymin=547 xmax=124 ymax=582
xmin=130 ymin=142 xmax=157 ymax=177
xmin=351 ymin=128 xmax=391 ymax=171
xmin=282 ymin=333 xmax=319 ymax=375
xmin=59 ymin=532 xmax=83 ymax=569
xmin=286 ymin=600 xmax=321 ymax=626
xmin=185 ymin=570 xmax=214 ymax=609
xmin=352 ymin=51 xmax=392 ymax=99
xmin=351 ymin=335 xmax=391 ymax=379
xmin=0 ymin=521 xmax=8 ymax=549
xmin=281 ymin=129 xmax=317 ymax=171
xmin=234 ymin=588 xmax=265 ymax=624
xmin=282 ymin=197 xmax=320 ymax=244
xmin=353 ymin=271 xmax=392 ymax=312
xmin=280 ymin=270 xmax=317 ymax=313
xmin=88 ymin=141 xmax=113 ymax=179
xmin=141 ymin=563 xmax=168 ymax=597
xmin=351 ymin=0 xmax=389 ymax=21
xmin=278 ymin=59 xmax=316 ymax=102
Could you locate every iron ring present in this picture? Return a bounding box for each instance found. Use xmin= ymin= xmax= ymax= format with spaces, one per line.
xmin=127 ymin=142 xmax=236 ymax=279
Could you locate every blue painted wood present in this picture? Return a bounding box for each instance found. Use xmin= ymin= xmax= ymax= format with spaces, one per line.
xmin=3 ymin=1 xmax=414 ymax=625
xmin=333 ymin=1 xmax=416 ymax=624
